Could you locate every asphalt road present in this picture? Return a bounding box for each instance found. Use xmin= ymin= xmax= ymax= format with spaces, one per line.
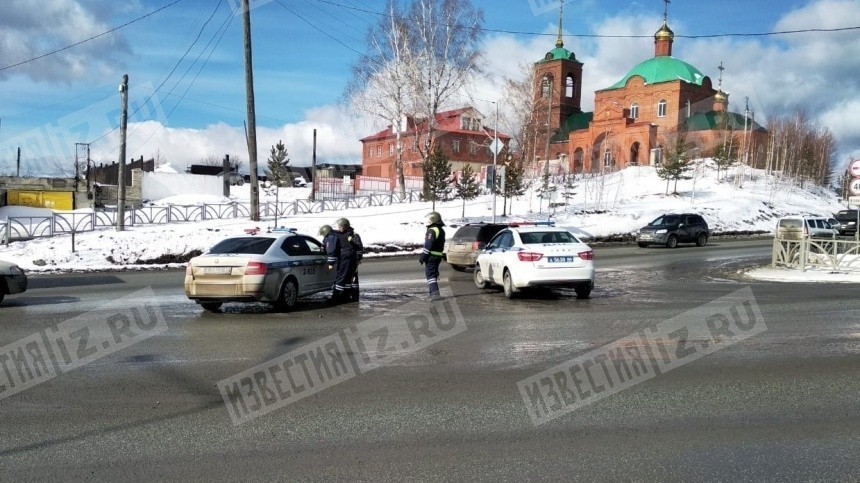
xmin=1 ymin=239 xmax=859 ymax=480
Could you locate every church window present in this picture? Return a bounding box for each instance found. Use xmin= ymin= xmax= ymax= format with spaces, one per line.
xmin=389 ymin=144 xmax=394 ymax=156
xmin=630 ymin=103 xmax=639 ymax=120
xmin=453 ymin=139 xmax=461 ymax=153
xmin=541 ymin=75 xmax=552 ymax=98
xmin=565 ymin=75 xmax=574 ymax=98
xmin=685 ymin=99 xmax=691 ymax=118
xmin=657 ymin=99 xmax=667 ymax=117
xmin=376 ymin=146 xmax=381 ymax=157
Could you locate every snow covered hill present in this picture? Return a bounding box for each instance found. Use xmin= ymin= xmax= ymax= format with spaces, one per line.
xmin=0 ymin=160 xmax=848 ymax=272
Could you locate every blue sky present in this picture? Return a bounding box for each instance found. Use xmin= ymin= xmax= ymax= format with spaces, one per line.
xmin=0 ymin=0 xmax=858 ymax=173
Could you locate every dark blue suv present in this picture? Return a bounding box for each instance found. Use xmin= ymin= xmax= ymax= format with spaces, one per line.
xmin=637 ymin=213 xmax=710 ymax=248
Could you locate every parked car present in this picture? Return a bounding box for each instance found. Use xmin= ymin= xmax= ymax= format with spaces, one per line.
xmin=184 ymin=228 xmax=335 ymax=312
xmin=775 ymin=216 xmax=838 ymax=240
xmin=473 ymin=226 xmax=595 ymax=299
xmin=223 ymin=172 xmax=244 ymax=186
xmin=637 ymin=213 xmax=710 ymax=248
xmin=444 ymin=222 xmax=508 ymax=271
xmin=0 ymin=260 xmax=27 ymax=305
xmin=293 ymin=176 xmax=308 ymax=188
xmin=833 ymin=209 xmax=858 ymax=236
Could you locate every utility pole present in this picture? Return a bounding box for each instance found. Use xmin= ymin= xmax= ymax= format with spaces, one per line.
xmin=117 ymin=74 xmax=129 ymax=232
xmin=16 ymin=147 xmax=21 ymax=177
xmin=311 ymin=128 xmax=317 ymax=201
xmin=242 ymin=0 xmax=260 ymax=221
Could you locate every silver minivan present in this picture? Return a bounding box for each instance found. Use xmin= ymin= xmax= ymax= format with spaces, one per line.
xmin=776 ymin=216 xmax=838 ymax=240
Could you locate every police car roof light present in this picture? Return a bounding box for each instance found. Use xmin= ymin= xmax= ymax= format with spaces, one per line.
xmin=270 ymin=227 xmax=298 ymax=233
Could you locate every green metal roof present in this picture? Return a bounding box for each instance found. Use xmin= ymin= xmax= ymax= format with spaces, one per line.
xmin=551 ymin=111 xmax=593 ymax=142
xmin=603 ymin=56 xmax=706 ymax=90
xmin=685 ymin=111 xmax=767 ymax=133
xmin=537 ymin=47 xmax=581 ymax=64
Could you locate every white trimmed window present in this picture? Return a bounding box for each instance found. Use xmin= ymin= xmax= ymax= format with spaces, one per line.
xmin=658 ymin=99 xmax=667 ymax=117
xmin=630 ymin=103 xmax=639 ymax=120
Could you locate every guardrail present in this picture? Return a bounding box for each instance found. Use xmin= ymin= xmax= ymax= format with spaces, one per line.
xmin=2 ymin=191 xmax=424 ymax=245
xmin=772 ymin=237 xmax=860 ymax=272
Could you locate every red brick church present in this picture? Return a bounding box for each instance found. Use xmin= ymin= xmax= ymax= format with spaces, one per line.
xmin=530 ymin=3 xmax=767 ymax=174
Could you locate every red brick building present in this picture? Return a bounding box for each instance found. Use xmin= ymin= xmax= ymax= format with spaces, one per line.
xmin=530 ymin=11 xmax=767 ymax=174
xmin=360 ymin=107 xmax=510 ymax=188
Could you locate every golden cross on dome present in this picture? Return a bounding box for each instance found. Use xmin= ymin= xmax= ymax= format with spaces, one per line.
xmin=663 ymin=0 xmax=671 ymax=20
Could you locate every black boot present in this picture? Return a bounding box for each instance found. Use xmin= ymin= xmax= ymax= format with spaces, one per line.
xmin=328 ymin=289 xmax=344 ymax=305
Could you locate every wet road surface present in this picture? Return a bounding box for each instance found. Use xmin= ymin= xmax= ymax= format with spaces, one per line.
xmin=1 ymin=239 xmax=858 ymax=480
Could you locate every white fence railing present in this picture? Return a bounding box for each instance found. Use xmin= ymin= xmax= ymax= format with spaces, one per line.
xmin=772 ymin=237 xmax=860 ymax=272
xmin=2 ymin=192 xmax=424 ymax=244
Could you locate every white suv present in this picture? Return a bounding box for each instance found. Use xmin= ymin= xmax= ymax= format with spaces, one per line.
xmin=776 ymin=216 xmax=838 ymax=240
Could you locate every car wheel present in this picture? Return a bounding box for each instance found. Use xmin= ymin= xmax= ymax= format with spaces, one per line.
xmin=474 ymin=265 xmax=490 ymax=289
xmin=637 ymin=242 xmax=649 ymax=248
xmin=696 ymin=233 xmax=708 ymax=247
xmin=503 ymin=269 xmax=519 ymax=299
xmin=0 ymin=292 xmax=5 ymax=304
xmin=450 ymin=264 xmax=467 ymax=272
xmin=575 ymin=283 xmax=592 ymax=299
xmin=200 ymin=301 xmax=222 ymax=312
xmin=236 ymin=179 xmax=244 ymax=186
xmin=275 ymin=277 xmax=299 ymax=311
xmin=666 ymin=235 xmax=678 ymax=248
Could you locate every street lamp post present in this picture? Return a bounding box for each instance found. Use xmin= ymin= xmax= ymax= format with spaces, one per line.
xmin=542 ymin=77 xmax=553 ymax=214
xmin=492 ymin=101 xmax=498 ymax=223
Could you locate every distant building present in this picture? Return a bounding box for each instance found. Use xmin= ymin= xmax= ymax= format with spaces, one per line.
xmin=528 ymin=5 xmax=767 ymax=173
xmin=360 ymin=106 xmax=511 ymax=188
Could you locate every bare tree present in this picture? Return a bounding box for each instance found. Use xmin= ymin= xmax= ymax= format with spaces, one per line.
xmin=502 ymin=62 xmax=540 ymax=166
xmin=346 ymin=1 xmax=415 ymax=197
xmin=406 ymin=0 xmax=484 ymax=175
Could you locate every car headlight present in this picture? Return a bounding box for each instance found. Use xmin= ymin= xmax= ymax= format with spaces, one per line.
xmin=656 ymin=229 xmax=667 ymax=234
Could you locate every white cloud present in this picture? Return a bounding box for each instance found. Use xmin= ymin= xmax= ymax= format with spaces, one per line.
xmin=0 ymin=0 xmax=134 ymax=82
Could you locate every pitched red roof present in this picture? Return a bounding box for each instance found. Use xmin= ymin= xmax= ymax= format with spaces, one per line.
xmin=360 ymin=107 xmax=511 ymax=142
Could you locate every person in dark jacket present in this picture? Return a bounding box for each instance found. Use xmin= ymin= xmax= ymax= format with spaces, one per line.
xmin=336 ymin=218 xmax=363 ymax=302
xmin=330 ymin=218 xmax=357 ymax=304
xmin=320 ymin=224 xmax=344 ymax=303
xmin=418 ymin=211 xmax=446 ymax=300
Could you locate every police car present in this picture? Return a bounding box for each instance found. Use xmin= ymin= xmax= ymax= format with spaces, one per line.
xmin=184 ymin=228 xmax=335 ymax=312
xmin=473 ymin=224 xmax=595 ymax=299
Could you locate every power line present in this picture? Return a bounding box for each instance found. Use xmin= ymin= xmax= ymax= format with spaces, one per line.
xmin=310 ymin=0 xmax=860 ymax=40
xmin=0 ymin=0 xmax=186 ymax=73
xmin=275 ymin=0 xmax=365 ymax=56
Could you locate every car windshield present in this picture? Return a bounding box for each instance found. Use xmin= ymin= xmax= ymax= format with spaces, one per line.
xmin=649 ymin=215 xmax=680 ymax=226
xmin=208 ymin=237 xmax=274 ymax=255
xmin=520 ymin=231 xmax=579 ymax=244
xmin=836 ymin=210 xmax=857 ymax=220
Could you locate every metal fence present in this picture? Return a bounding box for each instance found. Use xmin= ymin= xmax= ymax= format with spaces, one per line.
xmin=772 ymin=237 xmax=860 ymax=272
xmin=2 ymin=191 xmax=423 ymax=244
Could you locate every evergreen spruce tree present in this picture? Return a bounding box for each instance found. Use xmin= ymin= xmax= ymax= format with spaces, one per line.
xmin=422 ymin=145 xmax=452 ymax=210
xmin=712 ymin=130 xmax=736 ymax=181
xmin=657 ymin=130 xmax=692 ymax=194
xmin=265 ymin=140 xmax=291 ymax=227
xmin=454 ymin=163 xmax=481 ymax=218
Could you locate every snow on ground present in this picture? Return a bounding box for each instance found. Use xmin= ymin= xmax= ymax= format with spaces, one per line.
xmin=744 ymin=267 xmax=860 ymax=283
xmin=0 ymin=161 xmax=853 ymax=275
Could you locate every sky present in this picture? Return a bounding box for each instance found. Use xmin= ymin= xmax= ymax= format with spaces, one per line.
xmin=0 ymin=0 xmax=858 ymax=177
xmin=0 ymin=161 xmax=853 ymax=287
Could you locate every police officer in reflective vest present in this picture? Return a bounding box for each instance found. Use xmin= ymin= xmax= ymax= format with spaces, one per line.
xmin=320 ymin=224 xmax=344 ymax=303
xmin=419 ymin=211 xmax=446 ymax=300
xmin=336 ymin=218 xmax=363 ymax=302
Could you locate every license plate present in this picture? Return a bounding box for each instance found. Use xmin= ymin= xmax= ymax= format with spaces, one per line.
xmin=204 ymin=266 xmax=232 ymax=275
xmin=640 ymin=234 xmax=653 ymax=240
xmin=548 ymin=256 xmax=576 ymax=263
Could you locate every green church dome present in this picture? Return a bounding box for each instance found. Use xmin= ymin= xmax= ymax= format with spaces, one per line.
xmin=604 ymin=56 xmax=706 ymax=90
